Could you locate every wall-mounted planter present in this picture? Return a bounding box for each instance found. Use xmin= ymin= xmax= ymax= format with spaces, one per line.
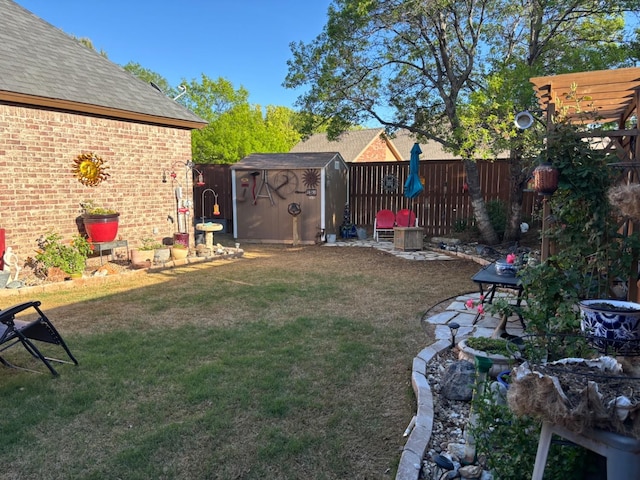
xmin=82 ymin=213 xmax=119 ymax=243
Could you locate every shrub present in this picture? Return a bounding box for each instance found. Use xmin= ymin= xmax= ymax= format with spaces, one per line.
xmin=35 ymin=232 xmax=92 ymax=275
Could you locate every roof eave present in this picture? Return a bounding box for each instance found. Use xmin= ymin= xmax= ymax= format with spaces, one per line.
xmin=0 ymin=90 xmax=208 ymax=130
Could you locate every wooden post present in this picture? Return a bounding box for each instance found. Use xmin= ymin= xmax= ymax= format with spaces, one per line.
xmin=629 ymin=220 xmax=639 ymax=302
xmin=292 ymin=216 xmax=299 ymax=246
xmin=540 ymin=198 xmax=551 ymax=262
xmin=540 ymin=103 xmax=555 ymax=263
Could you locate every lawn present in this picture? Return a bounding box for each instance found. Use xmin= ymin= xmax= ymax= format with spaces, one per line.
xmin=0 ymin=244 xmax=479 ymax=480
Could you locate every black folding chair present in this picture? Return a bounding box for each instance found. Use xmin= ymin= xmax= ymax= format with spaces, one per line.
xmin=0 ymin=301 xmax=78 ymax=376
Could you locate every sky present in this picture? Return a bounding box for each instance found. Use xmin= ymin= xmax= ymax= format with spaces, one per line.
xmin=13 ymin=0 xmax=333 ymax=109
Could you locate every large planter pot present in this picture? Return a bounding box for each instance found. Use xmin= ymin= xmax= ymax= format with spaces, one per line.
xmin=579 ymin=299 xmax=640 ymax=355
xmin=82 ymin=213 xmax=119 ymax=243
xmin=173 ymin=232 xmax=189 ymax=248
xmin=457 ymin=338 xmax=517 ymax=378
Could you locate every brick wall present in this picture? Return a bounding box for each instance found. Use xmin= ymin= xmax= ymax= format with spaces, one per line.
xmin=0 ymin=104 xmax=195 ymax=259
xmin=356 ymin=134 xmax=396 ymax=162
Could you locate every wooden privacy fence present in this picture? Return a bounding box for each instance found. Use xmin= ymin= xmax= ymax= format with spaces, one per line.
xmin=195 ymin=161 xmax=537 ymax=237
xmin=349 ymin=160 xmax=537 ymax=237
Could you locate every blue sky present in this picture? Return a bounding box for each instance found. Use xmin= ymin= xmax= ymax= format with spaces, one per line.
xmin=14 ymin=0 xmax=333 ymax=109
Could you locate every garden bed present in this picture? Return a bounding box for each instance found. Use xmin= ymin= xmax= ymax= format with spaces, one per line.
xmin=509 ymin=357 xmax=640 ymax=438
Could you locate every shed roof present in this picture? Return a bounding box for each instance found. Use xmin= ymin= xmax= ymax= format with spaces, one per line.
xmin=530 ymin=67 xmax=640 ymax=126
xmin=232 ymin=153 xmax=347 ymax=170
xmin=0 ymin=0 xmax=206 ymax=129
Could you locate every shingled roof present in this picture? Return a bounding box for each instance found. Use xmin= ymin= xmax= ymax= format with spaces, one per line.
xmin=0 ymin=0 xmax=206 ymax=129
xmin=290 ymin=128 xmax=402 ymax=162
xmin=390 ymin=130 xmax=461 ymax=160
xmin=231 ymin=152 xmax=346 ymax=170
xmin=290 ymin=128 xmax=507 ymax=161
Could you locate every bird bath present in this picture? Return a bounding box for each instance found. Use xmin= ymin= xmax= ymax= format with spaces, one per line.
xmin=195 ymin=222 xmax=223 ymax=251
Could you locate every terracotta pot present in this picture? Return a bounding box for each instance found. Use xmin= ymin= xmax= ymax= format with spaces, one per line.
xmin=130 ymin=248 xmax=153 ymax=265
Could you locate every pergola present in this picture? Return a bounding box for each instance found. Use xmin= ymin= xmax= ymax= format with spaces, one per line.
xmin=529 ymin=67 xmax=640 ymax=301
xmin=530 ymin=67 xmax=640 ymax=128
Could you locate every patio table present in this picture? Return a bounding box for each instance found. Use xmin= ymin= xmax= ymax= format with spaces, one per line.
xmin=471 ymin=262 xmax=525 ymax=329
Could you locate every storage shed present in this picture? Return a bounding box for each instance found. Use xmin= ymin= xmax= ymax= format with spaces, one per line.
xmin=231 ymin=153 xmax=348 ymax=244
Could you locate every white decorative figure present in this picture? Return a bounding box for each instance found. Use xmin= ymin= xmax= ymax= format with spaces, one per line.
xmin=3 ymin=247 xmax=21 ymax=282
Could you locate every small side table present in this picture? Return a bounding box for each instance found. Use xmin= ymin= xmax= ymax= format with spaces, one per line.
xmin=532 ymin=422 xmax=640 ymax=479
xmin=393 ymin=227 xmax=423 ymax=251
xmin=93 ymin=240 xmax=128 ymax=265
xmin=471 ymin=262 xmax=525 ymax=329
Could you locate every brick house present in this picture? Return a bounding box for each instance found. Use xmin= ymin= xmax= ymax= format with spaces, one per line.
xmin=0 ymin=0 xmax=207 ymax=264
xmin=290 ymin=128 xmax=403 ymax=162
xmin=290 ymin=128 xmax=507 ymax=161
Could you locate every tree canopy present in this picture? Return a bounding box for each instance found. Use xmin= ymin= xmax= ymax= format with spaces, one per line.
xmin=285 ymin=0 xmax=638 ymax=243
xmin=121 ymin=68 xmax=302 ymax=164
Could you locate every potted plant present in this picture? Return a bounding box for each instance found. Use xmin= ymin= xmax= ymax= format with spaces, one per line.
xmin=170 ymin=242 xmax=189 ymax=260
xmin=34 ymin=232 xmax=92 ymax=280
xmin=80 ymin=200 xmax=119 ymax=243
xmin=130 ymin=237 xmax=156 ymax=266
xmin=153 ymin=241 xmax=171 ymax=264
xmin=458 ymin=336 xmax=518 ymax=377
xmin=579 ymin=299 xmax=640 ymax=355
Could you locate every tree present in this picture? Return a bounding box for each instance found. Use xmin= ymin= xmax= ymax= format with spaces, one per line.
xmin=285 ymin=0 xmax=637 ymax=244
xmin=74 ymin=36 xmax=108 ymax=58
xmin=121 ymin=69 xmax=302 ymax=164
xmin=181 ymin=75 xmax=301 ymax=163
xmin=123 ymin=62 xmax=178 ymax=99
xmin=480 ymin=1 xmax=636 ymax=241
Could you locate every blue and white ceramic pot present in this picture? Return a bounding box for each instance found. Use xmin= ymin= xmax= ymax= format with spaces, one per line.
xmin=579 ymin=299 xmax=640 ymax=354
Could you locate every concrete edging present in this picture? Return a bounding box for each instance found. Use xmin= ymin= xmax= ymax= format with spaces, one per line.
xmin=0 ymin=250 xmax=244 ymax=298
xmin=396 ymin=338 xmax=451 ymax=480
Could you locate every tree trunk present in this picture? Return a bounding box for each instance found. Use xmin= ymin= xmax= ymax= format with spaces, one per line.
xmin=464 ymin=159 xmax=499 ymax=245
xmin=503 ymin=150 xmax=528 ymax=242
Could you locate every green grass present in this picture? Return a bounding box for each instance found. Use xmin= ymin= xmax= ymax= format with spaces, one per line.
xmin=1 ymin=319 xmax=384 ymax=478
xmin=0 ymin=244 xmax=480 ymax=479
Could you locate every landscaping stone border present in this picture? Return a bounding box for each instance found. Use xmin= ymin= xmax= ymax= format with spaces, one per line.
xmin=396 ymin=338 xmax=450 ymax=480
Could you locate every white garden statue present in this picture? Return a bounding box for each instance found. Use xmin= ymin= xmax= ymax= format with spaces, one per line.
xmin=3 ymin=246 xmax=21 ymax=282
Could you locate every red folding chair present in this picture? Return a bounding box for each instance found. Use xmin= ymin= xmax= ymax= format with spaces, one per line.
xmin=396 ymin=209 xmax=417 ymax=227
xmin=373 ymin=209 xmax=396 ymax=241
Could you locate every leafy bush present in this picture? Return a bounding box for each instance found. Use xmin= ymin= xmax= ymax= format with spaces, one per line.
xmin=470 ymin=380 xmax=589 ymax=479
xmin=519 ymin=118 xmax=640 ymax=334
xmin=35 ymin=232 xmax=92 ymax=275
xmin=80 ymin=200 xmax=118 ymax=215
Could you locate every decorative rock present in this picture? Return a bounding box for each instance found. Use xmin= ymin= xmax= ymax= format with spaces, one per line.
xmin=488 ymin=381 xmax=507 ymax=405
xmin=431 ymin=237 xmax=461 ymax=245
xmin=459 ymin=464 xmax=484 ymax=479
xmin=447 ymin=442 xmax=466 ymax=461
xmin=440 ymin=360 xmax=475 ymax=401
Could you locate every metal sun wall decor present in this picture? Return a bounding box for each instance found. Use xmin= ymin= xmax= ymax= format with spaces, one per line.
xmin=302 ymin=169 xmax=320 ymax=188
xmin=72 ymin=152 xmax=110 ymax=187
